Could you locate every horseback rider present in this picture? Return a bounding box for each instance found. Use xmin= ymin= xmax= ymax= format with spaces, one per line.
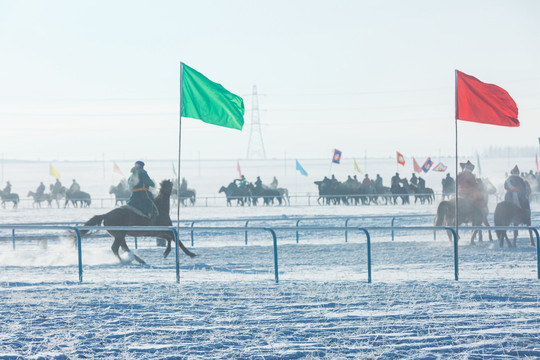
xmin=254 ymin=176 xmax=263 ymax=188
xmin=458 ymin=160 xmax=487 ymax=213
xmin=180 ymin=178 xmax=188 ymax=193
xmin=391 ymin=173 xmax=401 ymax=191
xmin=36 ymin=182 xmax=45 ymax=198
xmin=70 ymin=179 xmax=81 ymax=193
xmin=362 ymin=174 xmax=371 ymax=187
xmin=234 ymin=175 xmax=247 ymax=189
xmin=270 ymin=176 xmax=278 ymax=189
xmin=3 ymin=181 xmax=11 ymax=195
xmin=417 ymin=177 xmax=426 ymax=190
xmin=127 ymin=160 xmax=157 ymax=218
xmin=374 ymin=174 xmax=383 ymax=193
xmin=442 ymin=173 xmax=455 ymax=198
xmin=410 ymin=173 xmax=418 ymax=187
xmin=52 ymin=179 xmax=63 ymax=194
xmin=504 ymin=165 xmax=531 ymax=213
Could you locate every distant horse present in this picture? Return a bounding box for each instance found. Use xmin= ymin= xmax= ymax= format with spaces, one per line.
xmin=248 ymin=184 xmax=282 ymax=206
xmin=109 ymin=184 xmax=131 ymax=206
xmin=0 ymin=190 xmax=19 ymax=208
xmin=276 ymin=188 xmax=290 ymax=205
xmin=80 ymin=180 xmax=195 ymax=264
xmin=65 ymin=190 xmax=91 ymax=208
xmin=434 ymin=197 xmax=492 ymax=244
xmin=219 ymin=183 xmax=251 ymax=206
xmin=179 ymin=189 xmax=196 ymax=206
xmin=412 ymin=186 xmax=435 ymax=205
xmin=494 ymin=201 xmax=535 ymax=248
xmin=50 ymin=184 xmax=66 ymax=208
xmin=27 ymin=191 xmax=53 ymax=208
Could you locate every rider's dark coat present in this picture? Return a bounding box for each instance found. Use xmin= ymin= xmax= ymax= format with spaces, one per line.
xmin=127 ymin=167 xmax=156 ymax=217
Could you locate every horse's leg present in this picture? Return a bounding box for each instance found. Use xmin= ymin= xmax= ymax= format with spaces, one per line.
xmin=483 ymin=216 xmax=493 ymax=242
xmin=111 ymin=236 xmax=123 ymax=262
xmin=529 ymin=229 xmax=535 ymax=246
xmin=119 ymin=238 xmax=146 ymax=264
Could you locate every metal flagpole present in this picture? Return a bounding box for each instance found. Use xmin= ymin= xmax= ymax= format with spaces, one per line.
xmin=454 ymin=69 xmax=459 ymax=255
xmin=176 ymin=62 xmax=184 ymax=283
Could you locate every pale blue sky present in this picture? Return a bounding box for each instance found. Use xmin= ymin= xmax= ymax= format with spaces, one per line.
xmin=0 ymin=0 xmax=539 ymax=161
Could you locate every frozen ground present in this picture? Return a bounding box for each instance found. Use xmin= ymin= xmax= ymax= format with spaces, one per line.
xmin=0 ymin=202 xmax=539 ymax=359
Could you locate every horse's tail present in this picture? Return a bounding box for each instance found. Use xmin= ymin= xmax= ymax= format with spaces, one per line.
xmin=435 ymin=201 xmax=451 ymax=227
xmin=80 ymin=215 xmax=105 ymax=236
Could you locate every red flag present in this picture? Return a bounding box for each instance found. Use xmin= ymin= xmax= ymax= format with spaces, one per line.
xmin=456 ymin=70 xmax=519 ymax=127
xmin=236 ymin=160 xmax=242 ymax=177
xmin=396 ymin=152 xmax=405 ymax=166
xmin=413 ymin=157 xmax=422 ymax=173
xmin=113 ymin=162 xmax=124 ymax=177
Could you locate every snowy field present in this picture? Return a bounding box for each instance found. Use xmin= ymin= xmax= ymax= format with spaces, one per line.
xmin=1 ymin=201 xmax=539 ymax=359
xmin=0 ymin=158 xmax=539 ymax=359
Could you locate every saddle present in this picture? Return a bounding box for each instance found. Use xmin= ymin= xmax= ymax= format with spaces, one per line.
xmin=120 ymin=205 xmax=154 ymax=219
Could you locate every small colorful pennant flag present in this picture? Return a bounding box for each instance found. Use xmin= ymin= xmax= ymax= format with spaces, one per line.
xmin=354 ymin=159 xmax=363 ymax=174
xmin=171 ymin=161 xmax=177 ymax=177
xmin=421 ymin=157 xmax=433 ymax=173
xmin=49 ymin=164 xmax=61 ymax=179
xmin=296 ymin=160 xmax=308 ymax=176
xmin=332 ymin=149 xmax=342 ymax=164
xmin=432 ymin=163 xmax=448 ymax=172
xmin=236 ymin=160 xmax=242 ymax=177
xmin=397 ymin=152 xmax=405 ymax=166
xmin=413 ymin=157 xmax=422 ymax=173
xmin=113 ymin=162 xmax=125 ymax=177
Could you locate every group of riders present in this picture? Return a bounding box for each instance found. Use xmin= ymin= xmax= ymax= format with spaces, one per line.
xmin=316 ymin=172 xmax=434 ymax=205
xmin=220 ymin=175 xmax=286 ymax=206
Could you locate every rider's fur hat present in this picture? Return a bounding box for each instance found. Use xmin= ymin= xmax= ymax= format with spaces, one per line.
xmin=511 ymin=165 xmax=519 ymax=175
xmin=460 ymin=160 xmax=474 ymax=171
xmin=135 ymin=160 xmax=145 ymax=168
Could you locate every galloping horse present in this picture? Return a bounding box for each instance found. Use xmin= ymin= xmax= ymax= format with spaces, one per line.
xmin=80 ymin=180 xmax=196 ymax=264
xmin=65 ymin=190 xmax=92 ymax=208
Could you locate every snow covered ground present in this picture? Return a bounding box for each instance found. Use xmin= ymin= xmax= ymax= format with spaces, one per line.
xmin=1 ymin=201 xmax=539 ymax=359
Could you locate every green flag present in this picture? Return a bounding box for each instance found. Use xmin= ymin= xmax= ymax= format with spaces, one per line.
xmin=181 ymin=63 xmax=245 ymax=130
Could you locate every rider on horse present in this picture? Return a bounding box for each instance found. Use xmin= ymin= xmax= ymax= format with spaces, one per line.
xmin=458 ymin=160 xmax=487 ymax=214
xmin=504 ymin=165 xmax=531 ymax=213
xmin=127 ymin=160 xmax=157 ymax=218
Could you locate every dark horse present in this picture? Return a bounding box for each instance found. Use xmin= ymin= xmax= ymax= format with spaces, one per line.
xmin=80 ymin=180 xmax=196 ymax=264
xmin=494 ymin=201 xmax=535 ymax=248
xmin=434 ymin=197 xmax=493 ymax=244
xmin=219 ymin=183 xmax=251 ymax=206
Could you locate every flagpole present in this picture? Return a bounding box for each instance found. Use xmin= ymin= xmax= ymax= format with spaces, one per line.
xmin=176 ymin=62 xmax=184 ymax=283
xmin=454 ymin=69 xmax=459 ymax=251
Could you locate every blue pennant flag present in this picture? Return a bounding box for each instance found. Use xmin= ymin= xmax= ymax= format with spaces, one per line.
xmin=421 ymin=157 xmax=433 ymax=173
xmin=296 ymin=160 xmax=308 ymax=176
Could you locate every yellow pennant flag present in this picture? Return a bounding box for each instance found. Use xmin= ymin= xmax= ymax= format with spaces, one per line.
xmin=49 ymin=164 xmax=61 ymax=179
xmin=354 ymin=159 xmax=363 ymax=174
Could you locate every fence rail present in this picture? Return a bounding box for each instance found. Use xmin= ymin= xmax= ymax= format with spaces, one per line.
xmin=1 ymin=224 xmax=539 ymax=284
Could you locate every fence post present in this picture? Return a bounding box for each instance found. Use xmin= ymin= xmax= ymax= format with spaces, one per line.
xmin=266 ymin=228 xmax=279 ymax=284
xmin=391 ymin=217 xmax=396 ymax=241
xmin=12 ymin=229 xmax=15 ymax=250
xmin=190 ymin=221 xmax=195 ymax=246
xmin=73 ymin=228 xmax=83 ymax=283
xmin=448 ymin=227 xmax=459 ymax=281
xmin=358 ymin=228 xmax=371 ymax=283
xmin=245 ymin=220 xmax=250 ymax=245
xmin=296 ymin=219 xmax=301 ymax=243
xmin=134 ymin=237 xmax=138 ymax=249
xmin=530 ymin=227 xmax=540 ymax=280
xmin=172 ymin=227 xmax=180 ymax=283
xmin=345 ymin=218 xmax=350 ymax=242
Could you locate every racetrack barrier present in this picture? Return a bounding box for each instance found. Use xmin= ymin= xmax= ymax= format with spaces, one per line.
xmin=1 ymin=224 xmax=538 ymax=283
